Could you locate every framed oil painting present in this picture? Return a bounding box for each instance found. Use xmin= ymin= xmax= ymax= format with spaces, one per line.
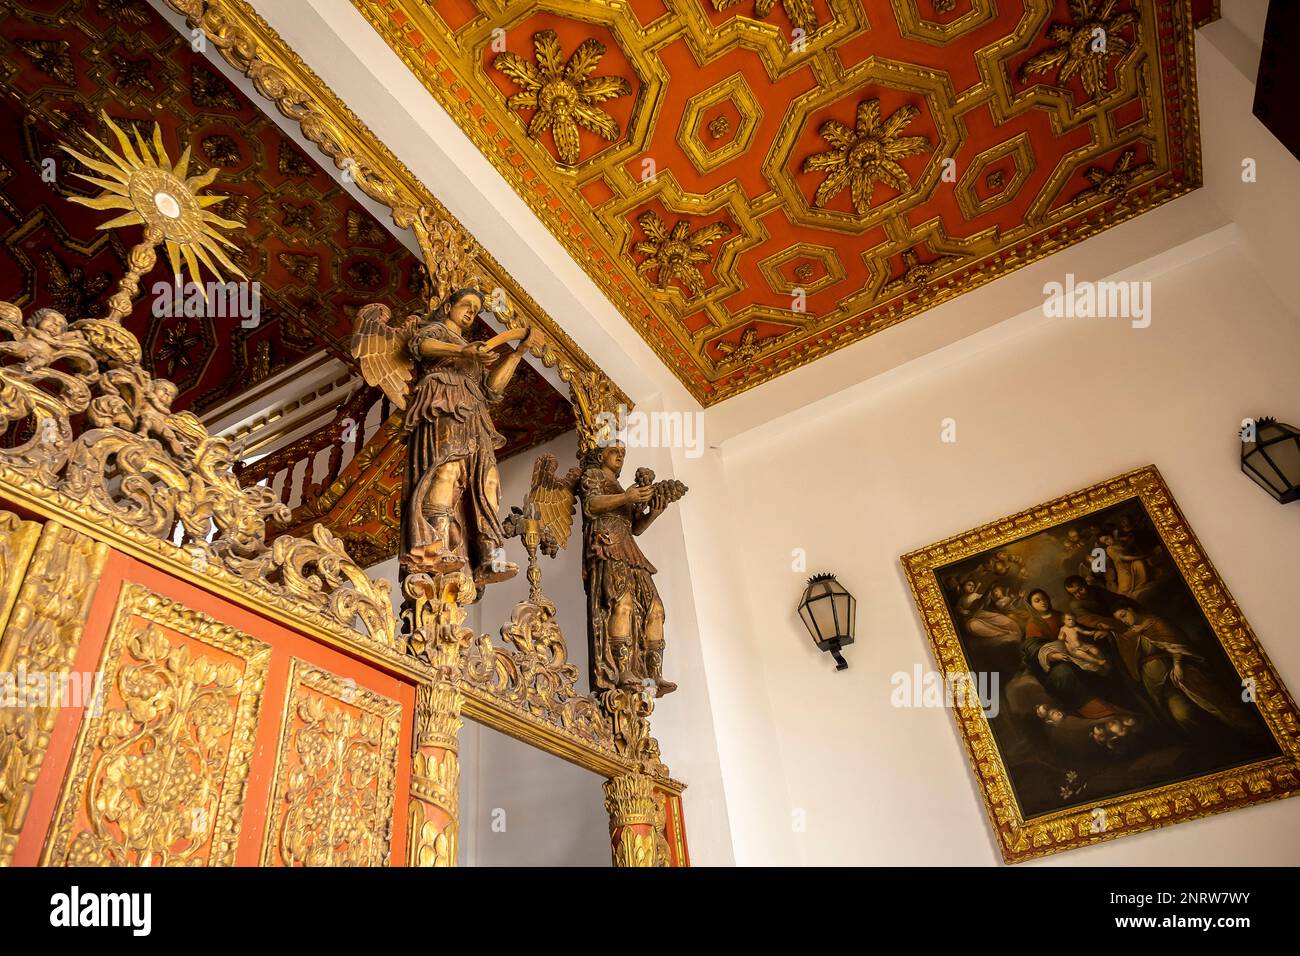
xmin=901 ymin=465 xmax=1300 ymax=863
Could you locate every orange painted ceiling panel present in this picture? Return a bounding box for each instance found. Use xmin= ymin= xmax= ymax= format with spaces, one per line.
xmin=353 ymin=0 xmax=1205 ymax=404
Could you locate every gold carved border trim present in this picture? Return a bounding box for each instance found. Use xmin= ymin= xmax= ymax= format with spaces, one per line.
xmin=901 ymin=465 xmax=1300 ymax=863
xmin=261 ymin=659 xmax=403 ymax=867
xmin=458 ymin=685 xmax=681 ymax=792
xmin=0 ymin=471 xmax=429 ymax=685
xmin=0 ymin=520 xmax=109 ymax=866
xmin=42 ymin=583 xmax=271 ymax=867
xmin=0 ymin=510 xmax=40 ymax=641
xmin=160 ymin=0 xmax=629 ymax=410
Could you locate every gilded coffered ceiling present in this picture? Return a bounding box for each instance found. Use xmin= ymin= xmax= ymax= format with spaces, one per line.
xmin=351 ymin=0 xmax=1216 ymax=405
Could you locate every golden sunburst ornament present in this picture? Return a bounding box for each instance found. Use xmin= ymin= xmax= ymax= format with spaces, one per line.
xmin=493 ymin=30 xmax=631 ymax=166
xmin=61 ymin=112 xmax=245 ymax=321
xmin=803 ymin=98 xmax=931 ymax=214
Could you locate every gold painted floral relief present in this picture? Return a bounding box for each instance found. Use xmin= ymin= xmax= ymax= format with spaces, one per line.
xmin=44 ymin=584 xmax=270 ymax=867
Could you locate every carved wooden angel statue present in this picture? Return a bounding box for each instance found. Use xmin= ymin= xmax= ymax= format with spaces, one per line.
xmin=528 ymin=441 xmax=687 ymax=697
xmin=351 ymin=212 xmax=543 ymax=589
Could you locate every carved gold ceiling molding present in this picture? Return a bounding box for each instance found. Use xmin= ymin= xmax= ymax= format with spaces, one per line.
xmin=159 ymin=0 xmax=628 ymax=410
xmin=349 ymin=0 xmax=1203 ymax=405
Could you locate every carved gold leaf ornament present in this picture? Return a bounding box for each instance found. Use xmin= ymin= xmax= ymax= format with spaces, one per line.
xmin=603 ymin=773 xmax=658 ymax=867
xmin=408 ymin=681 xmax=461 ymax=867
xmin=463 ymin=599 xmax=612 ymax=748
xmin=0 ymin=521 xmax=109 ymax=866
xmin=1019 ymin=0 xmax=1138 ymax=101
xmin=880 ymin=247 xmax=962 ymax=297
xmin=493 ymin=30 xmax=632 ymax=166
xmin=399 ymin=206 xmax=487 ymax=310
xmin=712 ymin=0 xmax=820 ymax=34
xmin=0 ymin=511 xmax=40 ymax=638
xmin=714 ymin=328 xmax=762 ymax=366
xmin=633 ymin=212 xmax=727 ymax=297
xmin=1072 ymin=148 xmax=1155 ymax=202
xmin=803 ymin=98 xmax=932 ymax=214
xmin=262 ymin=661 xmax=401 ymax=867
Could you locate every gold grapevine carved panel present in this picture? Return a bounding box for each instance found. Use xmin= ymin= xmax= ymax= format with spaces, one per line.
xmin=262 ymin=659 xmax=402 ymax=867
xmin=43 ymin=584 xmax=271 ymax=867
xmin=351 ymin=0 xmax=1202 ymax=404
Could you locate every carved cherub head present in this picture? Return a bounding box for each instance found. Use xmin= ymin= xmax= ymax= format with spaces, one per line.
xmin=29 ymin=308 xmax=67 ymax=337
xmin=151 ymin=378 xmax=178 ymax=409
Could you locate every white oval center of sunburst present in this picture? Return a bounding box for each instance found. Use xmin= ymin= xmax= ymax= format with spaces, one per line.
xmin=153 ymin=191 xmax=182 ymax=219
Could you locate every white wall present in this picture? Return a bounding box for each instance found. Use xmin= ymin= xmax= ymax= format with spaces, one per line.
xmin=719 ymin=233 xmax=1300 ymax=865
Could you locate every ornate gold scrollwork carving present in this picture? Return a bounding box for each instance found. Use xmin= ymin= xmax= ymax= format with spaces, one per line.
xmin=262 ymin=660 xmax=402 ymax=867
xmin=402 ymin=574 xmax=471 ymax=868
xmin=0 ymin=520 xmax=109 ymax=866
xmin=402 ymin=571 xmax=476 ymax=672
xmin=463 ymin=598 xmax=613 ymax=748
xmin=0 ymin=511 xmax=40 ymax=639
xmin=600 ymin=688 xmax=668 ymax=780
xmin=0 ymin=300 xmax=400 ymax=658
xmin=43 ymin=584 xmax=271 ymax=867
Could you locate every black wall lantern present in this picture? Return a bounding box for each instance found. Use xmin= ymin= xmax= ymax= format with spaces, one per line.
xmin=798 ymin=573 xmax=856 ymax=671
xmin=1241 ymin=416 xmax=1300 ymax=504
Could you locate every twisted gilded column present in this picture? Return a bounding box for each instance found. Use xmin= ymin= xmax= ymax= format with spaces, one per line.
xmin=602 ymin=773 xmax=659 ymax=867
xmin=408 ymin=682 xmax=462 ymax=867
xmin=404 ymin=571 xmax=475 ymax=867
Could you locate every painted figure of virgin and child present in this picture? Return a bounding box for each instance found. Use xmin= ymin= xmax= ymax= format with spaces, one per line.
xmin=940 ymin=501 xmax=1277 ymax=815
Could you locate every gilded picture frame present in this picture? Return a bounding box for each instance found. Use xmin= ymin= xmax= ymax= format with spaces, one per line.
xmin=901 ymin=465 xmax=1300 ymax=863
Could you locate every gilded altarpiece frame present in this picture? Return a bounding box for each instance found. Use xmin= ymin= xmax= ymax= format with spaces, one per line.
xmin=0 ymin=0 xmax=687 ymax=867
xmin=902 ymin=466 xmax=1300 ymax=863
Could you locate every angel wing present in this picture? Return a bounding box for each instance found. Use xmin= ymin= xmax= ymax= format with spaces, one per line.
xmin=526 ymin=453 xmax=581 ymax=549
xmin=351 ymin=303 xmax=419 ymax=409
